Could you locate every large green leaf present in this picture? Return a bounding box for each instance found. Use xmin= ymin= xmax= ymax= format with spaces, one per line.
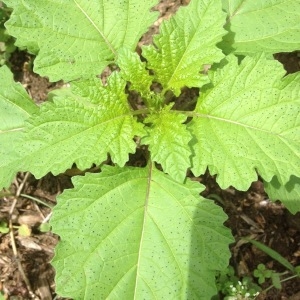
xmin=142 ymin=105 xmax=193 ymax=182
xmin=51 ymin=165 xmax=233 ymax=299
xmin=222 ymin=0 xmax=300 ymax=55
xmin=142 ymin=0 xmax=226 ymax=96
xmin=0 ymin=66 xmax=38 ymax=188
xmin=4 ymin=0 xmax=158 ymax=81
xmin=264 ymin=176 xmax=300 ymax=214
xmin=18 ymin=72 xmax=145 ymax=178
xmin=189 ymin=54 xmax=300 ymax=190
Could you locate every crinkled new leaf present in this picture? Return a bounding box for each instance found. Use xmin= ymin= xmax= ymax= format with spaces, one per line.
xmin=142 ymin=0 xmax=226 ymax=96
xmin=142 ymin=105 xmax=192 ymax=182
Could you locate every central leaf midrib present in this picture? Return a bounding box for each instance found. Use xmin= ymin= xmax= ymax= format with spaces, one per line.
xmin=26 ymin=112 xmax=133 ymax=155
xmin=73 ymin=0 xmax=116 ymax=56
xmin=0 ymin=127 xmax=23 ymax=134
xmin=167 ymin=4 xmax=211 ymax=87
xmin=195 ymin=112 xmax=295 ymax=142
xmin=134 ymin=163 xmax=153 ymax=299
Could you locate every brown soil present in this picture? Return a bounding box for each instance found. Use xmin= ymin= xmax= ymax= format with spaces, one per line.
xmin=1 ymin=1 xmax=300 ymax=299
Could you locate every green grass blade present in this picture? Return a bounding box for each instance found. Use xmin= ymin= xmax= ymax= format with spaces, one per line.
xmin=245 ymin=238 xmax=295 ymax=272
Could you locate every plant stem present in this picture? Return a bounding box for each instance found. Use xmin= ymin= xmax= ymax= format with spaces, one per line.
xmin=131 ymin=108 xmax=150 ymax=115
xmin=279 ymin=274 xmax=299 ymax=283
xmin=170 ymin=109 xmax=196 ymax=117
xmin=263 ymin=273 xmax=300 ymax=293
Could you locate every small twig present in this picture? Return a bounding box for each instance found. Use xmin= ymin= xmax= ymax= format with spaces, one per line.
xmin=8 ymin=172 xmax=40 ymax=300
xmin=42 ymin=212 xmax=52 ymax=223
xmin=15 ymin=172 xmax=30 ymax=198
xmin=32 ymin=201 xmax=46 ymax=220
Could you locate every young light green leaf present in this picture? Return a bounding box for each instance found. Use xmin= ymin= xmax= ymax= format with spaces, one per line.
xmin=271 ymin=272 xmax=282 ymax=290
xmin=264 ymin=176 xmax=300 ymax=215
xmin=142 ymin=105 xmax=192 ymax=182
xmin=142 ymin=0 xmax=226 ymax=96
xmin=222 ymin=0 xmax=300 ymax=55
xmin=0 ymin=221 xmax=9 ymax=233
xmin=189 ymin=54 xmax=300 ymax=190
xmin=116 ymin=47 xmax=163 ymax=109
xmin=0 ymin=66 xmax=38 ymax=188
xmin=19 ymin=72 xmax=145 ymax=178
xmin=4 ymin=0 xmax=159 ymax=81
xmin=117 ymin=47 xmax=153 ymax=97
xmin=51 ymin=165 xmax=233 ymax=299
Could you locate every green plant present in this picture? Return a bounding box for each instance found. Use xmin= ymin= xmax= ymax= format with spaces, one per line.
xmin=253 ymin=264 xmax=273 ymax=285
xmin=0 ymin=0 xmax=299 ymax=298
xmin=0 ymin=221 xmax=31 ymax=236
xmin=215 ymin=266 xmax=261 ymax=300
xmin=0 ymin=2 xmax=15 ymax=66
xmin=253 ymin=263 xmax=282 ymax=290
xmin=0 ymin=220 xmax=9 ymax=233
xmin=247 ymin=238 xmax=300 ymax=293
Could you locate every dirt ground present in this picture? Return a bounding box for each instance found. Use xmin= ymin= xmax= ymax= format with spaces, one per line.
xmin=1 ymin=0 xmax=300 ymax=299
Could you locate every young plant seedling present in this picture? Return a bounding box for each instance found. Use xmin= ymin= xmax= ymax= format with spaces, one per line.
xmin=215 ymin=266 xmax=261 ymax=300
xmin=253 ymin=263 xmax=273 ymax=285
xmin=0 ymin=220 xmax=31 ymax=236
xmin=248 ymin=238 xmax=300 ymax=294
